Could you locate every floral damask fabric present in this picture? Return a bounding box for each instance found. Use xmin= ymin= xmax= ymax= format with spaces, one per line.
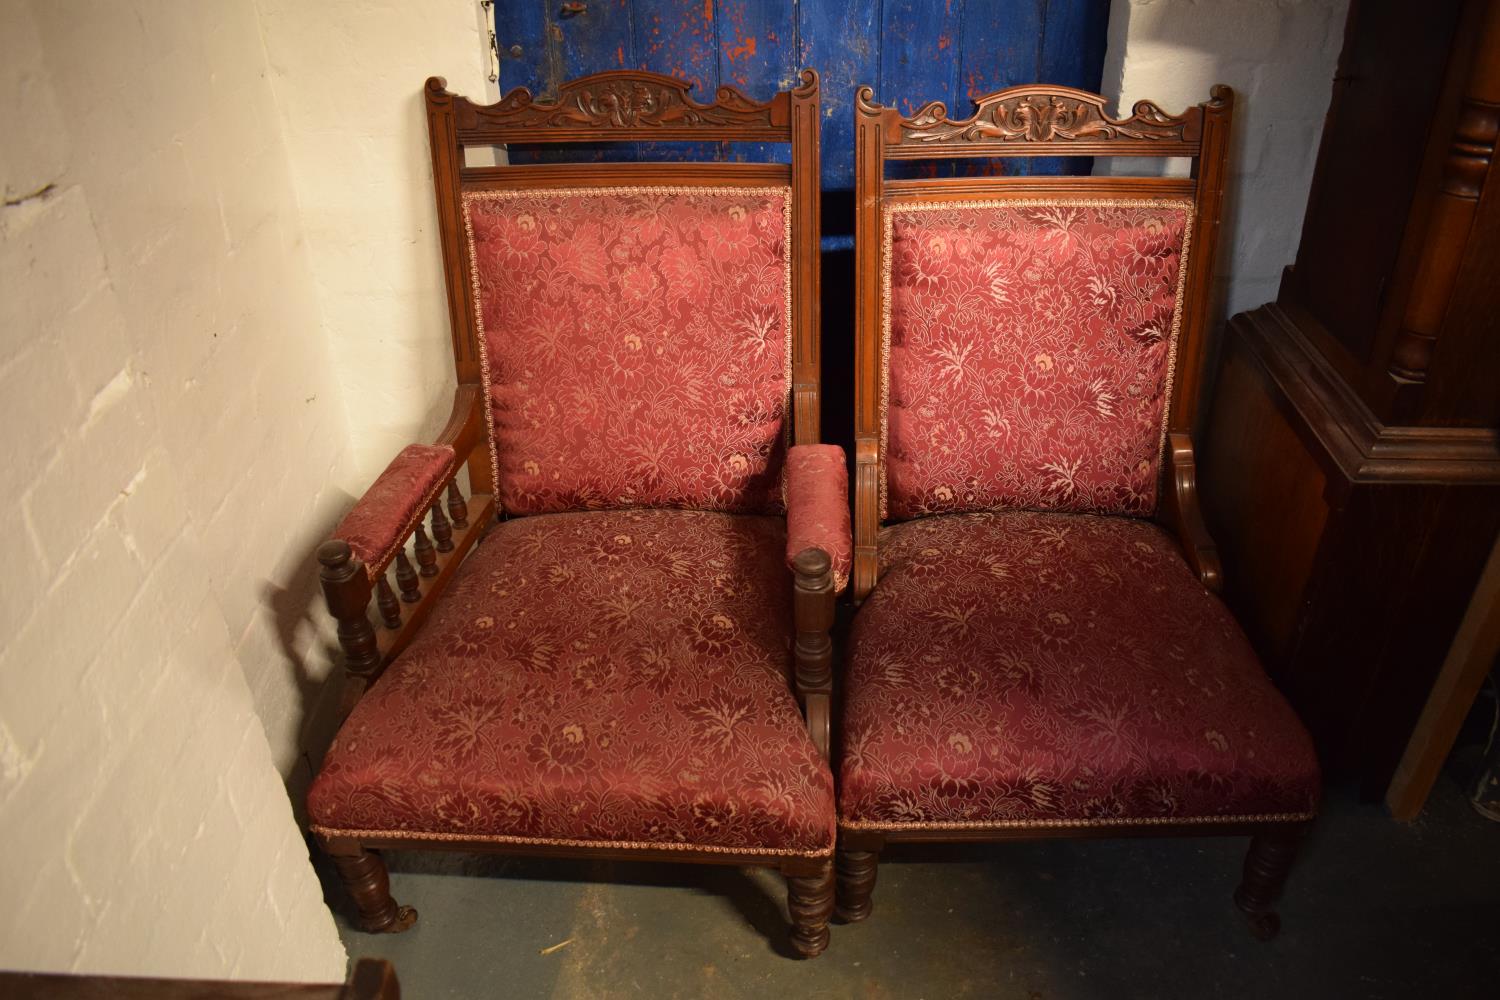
xmin=839 ymin=511 xmax=1319 ymax=830
xmin=883 ymin=199 xmax=1193 ymax=521
xmin=463 ymin=186 xmax=793 ymax=517
xmin=333 ymin=443 xmax=454 ymax=576
xmin=310 ymin=508 xmax=835 ymax=856
xmin=785 ymin=444 xmax=852 ymax=594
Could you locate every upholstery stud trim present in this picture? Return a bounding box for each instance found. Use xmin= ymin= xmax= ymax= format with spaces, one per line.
xmin=310 ymin=824 xmax=835 ymax=858
xmin=839 ymin=811 xmax=1317 ymax=832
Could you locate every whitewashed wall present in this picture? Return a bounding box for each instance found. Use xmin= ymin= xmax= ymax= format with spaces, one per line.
xmin=0 ymin=0 xmax=354 ymax=979
xmin=257 ymin=0 xmax=496 ymax=485
xmin=1099 ymin=0 xmax=1349 ymax=316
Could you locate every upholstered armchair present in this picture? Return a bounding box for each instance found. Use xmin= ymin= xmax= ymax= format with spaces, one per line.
xmin=837 ymin=84 xmax=1320 ymax=938
xmin=306 ymin=70 xmax=852 ymax=959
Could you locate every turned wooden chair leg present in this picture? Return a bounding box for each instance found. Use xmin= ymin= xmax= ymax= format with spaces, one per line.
xmin=787 ymin=859 xmax=835 ymax=958
xmin=1233 ymin=829 xmax=1304 ymax=941
xmin=835 ymin=848 xmax=879 ymax=923
xmin=332 ymin=848 xmax=418 ymax=934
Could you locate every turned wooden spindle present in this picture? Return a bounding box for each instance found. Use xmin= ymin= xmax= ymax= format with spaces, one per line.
xmin=375 ymin=575 xmax=402 ymax=629
xmin=430 ymin=500 xmax=453 ymax=552
xmin=395 ymin=549 xmax=420 ymax=603
xmin=446 ymin=480 xmax=468 ymax=529
xmin=413 ymin=524 xmax=438 ymax=577
xmin=317 ymin=540 xmax=380 ymax=694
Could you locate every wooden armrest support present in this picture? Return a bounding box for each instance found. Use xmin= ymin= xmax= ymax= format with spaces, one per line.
xmin=320 ymin=385 xmax=496 ymax=714
xmin=792 ymin=547 xmax=835 ymax=760
xmin=1162 ymin=431 xmax=1224 ymax=593
xmin=851 ymin=437 xmax=881 ymax=604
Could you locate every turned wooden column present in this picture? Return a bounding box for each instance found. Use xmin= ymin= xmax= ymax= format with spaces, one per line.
xmin=317 ymin=540 xmax=380 ymax=706
xmin=792 ymin=548 xmax=834 ymax=758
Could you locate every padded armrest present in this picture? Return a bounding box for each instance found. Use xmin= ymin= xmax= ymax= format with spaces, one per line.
xmin=786 ymin=444 xmax=853 ymax=594
xmin=333 ymin=443 xmax=455 ymax=578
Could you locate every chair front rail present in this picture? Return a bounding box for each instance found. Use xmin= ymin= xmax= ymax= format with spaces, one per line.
xmin=840 ymin=817 xmax=1311 ymax=849
xmin=320 ymin=830 xmax=831 ymax=876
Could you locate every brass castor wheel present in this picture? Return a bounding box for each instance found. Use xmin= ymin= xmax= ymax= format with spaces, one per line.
xmin=361 ymin=904 xmax=418 ymax=934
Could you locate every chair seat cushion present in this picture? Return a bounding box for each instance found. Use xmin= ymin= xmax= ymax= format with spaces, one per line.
xmin=839 ymin=511 xmax=1319 ymax=831
xmin=310 ymin=509 xmax=835 ymax=857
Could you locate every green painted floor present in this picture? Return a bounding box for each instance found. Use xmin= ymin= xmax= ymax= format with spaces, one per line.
xmin=327 ymin=776 xmax=1499 ymax=999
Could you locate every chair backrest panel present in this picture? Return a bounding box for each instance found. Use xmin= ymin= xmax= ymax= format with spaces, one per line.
xmin=425 ymin=71 xmax=822 ymax=518
xmin=851 ymin=83 xmax=1233 ymax=600
xmin=882 ymin=196 xmax=1194 ymax=520
xmin=463 ymin=184 xmax=792 ymax=514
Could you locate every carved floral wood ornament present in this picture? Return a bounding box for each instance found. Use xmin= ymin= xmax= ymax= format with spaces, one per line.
xmin=486 ymin=73 xmax=778 ymax=130
xmin=450 ymin=69 xmax=815 ymax=142
xmin=859 ymin=83 xmax=1222 ymax=161
xmin=902 ymin=92 xmax=1191 ymax=144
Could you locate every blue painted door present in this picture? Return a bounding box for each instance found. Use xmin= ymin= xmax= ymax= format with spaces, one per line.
xmin=493 ymin=0 xmax=1111 ymax=189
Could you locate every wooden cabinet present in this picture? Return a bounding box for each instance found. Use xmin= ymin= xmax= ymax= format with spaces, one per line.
xmin=1200 ymin=0 xmax=1500 ymax=796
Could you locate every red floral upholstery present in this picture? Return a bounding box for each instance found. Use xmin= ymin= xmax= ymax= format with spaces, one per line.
xmin=785 ymin=444 xmax=852 ymax=593
xmin=839 ymin=511 xmax=1319 ymax=830
xmin=310 ymin=508 xmax=834 ymax=856
xmin=463 ymin=187 xmax=792 ymax=517
xmin=882 ymin=199 xmax=1193 ymax=521
xmin=334 ymin=444 xmax=454 ymax=576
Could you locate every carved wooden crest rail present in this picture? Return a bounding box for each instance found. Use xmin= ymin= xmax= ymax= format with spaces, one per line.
xmin=858 ymin=83 xmax=1222 ymax=159
xmin=433 ymin=69 xmax=816 ymax=145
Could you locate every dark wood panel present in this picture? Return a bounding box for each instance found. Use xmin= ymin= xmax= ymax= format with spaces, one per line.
xmin=1200 ymin=303 xmax=1500 ymax=795
xmin=0 ymin=959 xmax=398 ymax=1000
xmin=1422 ymin=49 xmax=1500 ymax=425
xmin=1295 ymin=483 xmax=1500 ymax=793
xmin=1202 ymin=339 xmax=1331 ymax=665
xmin=1283 ymin=0 xmax=1463 ymax=368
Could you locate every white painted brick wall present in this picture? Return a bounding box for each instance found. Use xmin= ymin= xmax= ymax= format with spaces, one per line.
xmin=0 ymin=0 xmax=351 ymax=981
xmin=256 ymin=0 xmax=496 ymax=485
xmin=1099 ymin=0 xmax=1349 ymax=316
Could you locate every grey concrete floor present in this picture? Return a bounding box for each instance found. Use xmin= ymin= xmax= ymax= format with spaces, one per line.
xmin=326 ymin=775 xmax=1499 ymax=999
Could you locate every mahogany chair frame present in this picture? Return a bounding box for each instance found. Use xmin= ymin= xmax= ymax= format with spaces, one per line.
xmin=314 ymin=70 xmax=838 ymax=957
xmin=841 ymin=83 xmax=1312 ymax=938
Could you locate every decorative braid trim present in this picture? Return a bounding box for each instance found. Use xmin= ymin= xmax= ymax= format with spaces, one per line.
xmin=840 ymin=809 xmax=1316 ymax=833
xmin=878 ymin=196 xmax=1196 ymax=522
xmin=460 ymin=185 xmax=796 ymax=516
xmin=361 ymin=453 xmax=456 ymax=582
xmin=310 ymin=824 xmax=834 ymax=858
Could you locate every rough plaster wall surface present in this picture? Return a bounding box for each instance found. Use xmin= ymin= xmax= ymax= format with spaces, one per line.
xmin=256 ymin=0 xmax=494 ymax=485
xmin=0 ymin=0 xmax=346 ymax=980
xmin=1099 ymin=0 xmax=1349 ymax=316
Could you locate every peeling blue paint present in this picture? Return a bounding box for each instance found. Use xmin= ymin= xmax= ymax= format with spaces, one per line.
xmin=493 ymin=0 xmax=1109 ymax=186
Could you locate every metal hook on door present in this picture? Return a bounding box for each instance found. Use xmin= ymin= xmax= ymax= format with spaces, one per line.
xmin=479 ymin=0 xmax=499 ymax=82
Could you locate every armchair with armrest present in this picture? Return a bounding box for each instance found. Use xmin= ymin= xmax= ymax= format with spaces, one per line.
xmin=837 ymin=83 xmax=1321 ymax=938
xmin=306 ymin=70 xmax=852 ymax=958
